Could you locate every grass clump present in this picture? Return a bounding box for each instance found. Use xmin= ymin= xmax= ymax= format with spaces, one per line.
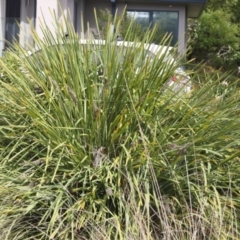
xmin=0 ymin=12 xmax=240 ymax=240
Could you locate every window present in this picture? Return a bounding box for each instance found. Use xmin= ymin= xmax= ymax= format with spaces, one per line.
xmin=5 ymin=0 xmax=21 ymax=48
xmin=127 ymin=11 xmax=150 ymax=28
xmin=127 ymin=10 xmax=179 ymax=46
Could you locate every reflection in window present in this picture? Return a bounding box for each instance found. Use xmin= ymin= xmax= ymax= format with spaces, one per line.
xmin=127 ymin=10 xmax=179 ymax=46
xmin=127 ymin=11 xmax=150 ymax=28
xmin=5 ymin=0 xmax=20 ymax=48
xmin=153 ymin=12 xmax=178 ymax=45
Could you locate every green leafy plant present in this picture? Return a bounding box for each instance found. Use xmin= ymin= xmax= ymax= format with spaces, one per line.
xmin=188 ymin=9 xmax=240 ymax=71
xmin=0 ymin=10 xmax=240 ymax=240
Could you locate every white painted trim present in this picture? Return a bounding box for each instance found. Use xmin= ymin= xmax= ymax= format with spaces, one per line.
xmin=0 ymin=0 xmax=6 ymax=56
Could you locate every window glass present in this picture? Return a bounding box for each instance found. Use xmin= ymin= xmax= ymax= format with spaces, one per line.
xmin=5 ymin=0 xmax=21 ymax=48
xmin=127 ymin=11 xmax=150 ymax=28
xmin=127 ymin=10 xmax=179 ymax=46
xmin=153 ymin=11 xmax=178 ymax=45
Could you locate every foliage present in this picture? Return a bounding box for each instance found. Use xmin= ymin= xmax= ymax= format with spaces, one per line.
xmin=206 ymin=0 xmax=238 ymax=11
xmin=0 ymin=11 xmax=240 ymax=240
xmin=188 ymin=0 xmax=240 ymax=72
xmin=188 ymin=9 xmax=240 ymax=70
xmin=230 ymin=0 xmax=240 ymax=23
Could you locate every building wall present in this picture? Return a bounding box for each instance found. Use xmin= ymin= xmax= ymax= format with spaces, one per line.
xmin=63 ymin=0 xmax=85 ymax=37
xmin=35 ymin=0 xmax=84 ymax=40
xmin=19 ymin=0 xmax=36 ymax=49
xmin=0 ymin=0 xmax=85 ymax=57
xmin=84 ymin=0 xmax=112 ymax=38
xmin=35 ymin=0 xmax=59 ymax=39
xmin=35 ymin=0 xmax=75 ymax=39
xmin=0 ymin=0 xmax=188 ymax=56
xmin=75 ymin=0 xmax=85 ymax=37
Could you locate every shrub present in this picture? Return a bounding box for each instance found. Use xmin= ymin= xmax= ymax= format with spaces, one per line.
xmin=0 ymin=11 xmax=240 ymax=240
xmin=188 ymin=9 xmax=240 ymax=70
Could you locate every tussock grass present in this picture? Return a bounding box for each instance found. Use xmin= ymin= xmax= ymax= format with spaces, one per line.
xmin=0 ymin=11 xmax=240 ymax=240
